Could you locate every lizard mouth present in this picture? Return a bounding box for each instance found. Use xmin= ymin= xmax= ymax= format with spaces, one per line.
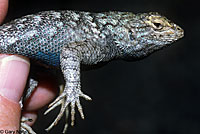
xmin=172 ymin=24 xmax=184 ymax=40
xmin=166 ymin=27 xmax=184 ymax=43
xmin=178 ymin=30 xmax=184 ymax=39
xmin=176 ymin=25 xmax=184 ymax=39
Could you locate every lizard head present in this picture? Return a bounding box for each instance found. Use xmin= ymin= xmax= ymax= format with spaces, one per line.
xmin=115 ymin=12 xmax=184 ymax=60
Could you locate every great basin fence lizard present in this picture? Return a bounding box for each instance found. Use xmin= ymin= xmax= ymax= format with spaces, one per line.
xmin=0 ymin=10 xmax=184 ymax=133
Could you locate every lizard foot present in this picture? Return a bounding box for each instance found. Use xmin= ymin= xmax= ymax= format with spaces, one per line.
xmin=44 ymin=85 xmax=91 ymax=133
xmin=20 ymin=116 xmax=36 ymax=134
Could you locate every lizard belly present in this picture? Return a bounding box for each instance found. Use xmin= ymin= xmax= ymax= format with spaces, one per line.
xmin=0 ymin=35 xmax=63 ymax=67
xmin=0 ymin=26 xmax=65 ymax=67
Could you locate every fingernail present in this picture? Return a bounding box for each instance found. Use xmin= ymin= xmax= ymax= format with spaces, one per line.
xmin=0 ymin=55 xmax=30 ymax=102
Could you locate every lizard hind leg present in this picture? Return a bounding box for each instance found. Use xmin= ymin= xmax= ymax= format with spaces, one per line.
xmin=20 ymin=78 xmax=38 ymax=134
xmin=44 ymin=84 xmax=92 ymax=133
xmin=45 ymin=46 xmax=92 ymax=133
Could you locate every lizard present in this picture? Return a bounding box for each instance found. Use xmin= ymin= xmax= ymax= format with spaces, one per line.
xmin=0 ymin=10 xmax=184 ymax=133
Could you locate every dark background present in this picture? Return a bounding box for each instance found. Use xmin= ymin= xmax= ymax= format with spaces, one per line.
xmin=4 ymin=0 xmax=200 ymax=134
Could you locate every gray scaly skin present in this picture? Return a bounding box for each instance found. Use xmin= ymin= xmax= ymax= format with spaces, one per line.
xmin=0 ymin=10 xmax=184 ymax=133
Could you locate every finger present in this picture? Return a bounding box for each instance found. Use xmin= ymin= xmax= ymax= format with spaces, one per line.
xmin=0 ymin=0 xmax=8 ymax=24
xmin=0 ymin=55 xmax=30 ymax=130
xmin=0 ymin=55 xmax=30 ymax=101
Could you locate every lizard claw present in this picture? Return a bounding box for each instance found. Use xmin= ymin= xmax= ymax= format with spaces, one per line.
xmin=20 ymin=116 xmax=36 ymax=134
xmin=45 ymin=85 xmax=91 ymax=133
xmin=70 ymin=91 xmax=92 ymax=126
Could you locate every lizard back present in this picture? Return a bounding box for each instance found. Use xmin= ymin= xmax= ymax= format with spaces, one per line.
xmin=0 ymin=11 xmax=88 ymax=66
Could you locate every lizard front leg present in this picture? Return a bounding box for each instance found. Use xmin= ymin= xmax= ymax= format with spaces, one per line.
xmin=45 ymin=43 xmax=92 ymax=132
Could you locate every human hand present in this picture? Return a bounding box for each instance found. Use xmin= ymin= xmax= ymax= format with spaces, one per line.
xmin=0 ymin=1 xmax=57 ymax=132
xmin=0 ymin=0 xmax=8 ymax=24
xmin=0 ymin=55 xmax=58 ymax=132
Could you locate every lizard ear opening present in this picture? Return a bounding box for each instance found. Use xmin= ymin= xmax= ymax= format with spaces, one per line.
xmin=129 ymin=30 xmax=135 ymax=41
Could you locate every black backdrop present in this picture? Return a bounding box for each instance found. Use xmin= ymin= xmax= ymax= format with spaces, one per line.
xmin=5 ymin=0 xmax=200 ymax=134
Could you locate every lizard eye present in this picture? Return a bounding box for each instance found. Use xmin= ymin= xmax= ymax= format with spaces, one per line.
xmin=153 ymin=22 xmax=163 ymax=29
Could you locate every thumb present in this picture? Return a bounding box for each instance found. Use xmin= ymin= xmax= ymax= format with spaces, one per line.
xmin=0 ymin=55 xmax=30 ymax=131
xmin=0 ymin=0 xmax=8 ymax=24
